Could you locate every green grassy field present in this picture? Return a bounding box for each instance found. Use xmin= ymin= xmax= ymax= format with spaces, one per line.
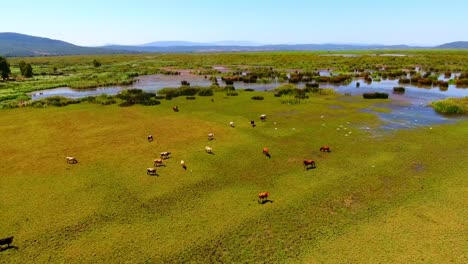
xmin=0 ymin=91 xmax=466 ymax=263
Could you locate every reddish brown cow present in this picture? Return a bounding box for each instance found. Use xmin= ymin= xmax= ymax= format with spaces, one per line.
xmin=262 ymin=147 xmax=271 ymax=158
xmin=258 ymin=192 xmax=270 ymax=203
xmin=303 ymin=159 xmax=316 ymax=170
xmin=154 ymin=159 xmax=164 ymax=167
xmin=320 ymin=146 xmax=331 ymax=152
xmin=173 ymin=106 xmax=179 ymax=112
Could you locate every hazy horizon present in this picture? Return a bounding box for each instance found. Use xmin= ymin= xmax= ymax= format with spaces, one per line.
xmin=2 ymin=0 xmax=467 ymax=47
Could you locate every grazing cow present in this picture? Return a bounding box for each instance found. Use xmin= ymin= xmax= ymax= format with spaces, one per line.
xmin=153 ymin=158 xmax=164 ymax=167
xmin=181 ymin=160 xmax=187 ymax=170
xmin=160 ymin=152 xmax=171 ymax=159
xmin=0 ymin=236 xmax=14 ymax=248
xmin=303 ymin=159 xmax=316 ymax=170
xmin=205 ymin=146 xmax=213 ymax=154
xmin=251 ymin=120 xmax=256 ymax=127
xmin=66 ymin=157 xmax=78 ymax=164
xmin=229 ymin=121 xmax=235 ymax=128
xmin=173 ymin=106 xmax=179 ymax=112
xmin=320 ymin=146 xmax=331 ymax=152
xmin=260 ymin=114 xmax=267 ymax=122
xmin=208 ymin=133 xmax=214 ymax=140
xmin=147 ymin=135 xmax=153 ymax=142
xmin=258 ymin=192 xmax=270 ymax=203
xmin=147 ymin=168 xmax=157 ymax=175
xmin=262 ymin=147 xmax=271 ymax=158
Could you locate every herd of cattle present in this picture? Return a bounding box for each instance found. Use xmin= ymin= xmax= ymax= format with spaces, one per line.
xmin=66 ymin=106 xmax=331 ymax=204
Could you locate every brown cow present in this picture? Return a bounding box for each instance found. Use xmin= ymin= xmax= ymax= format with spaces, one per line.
xmin=173 ymin=106 xmax=179 ymax=112
xmin=258 ymin=192 xmax=270 ymax=203
xmin=320 ymin=146 xmax=331 ymax=152
xmin=154 ymin=159 xmax=164 ymax=167
xmin=160 ymin=152 xmax=171 ymax=159
xmin=147 ymin=135 xmax=153 ymax=142
xmin=262 ymin=147 xmax=271 ymax=158
xmin=303 ymin=160 xmax=316 ymax=170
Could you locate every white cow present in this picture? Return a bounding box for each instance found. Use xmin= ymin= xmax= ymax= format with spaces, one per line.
xmin=205 ymin=146 xmax=213 ymax=154
xmin=66 ymin=157 xmax=78 ymax=164
xmin=229 ymin=121 xmax=235 ymax=127
xmin=208 ymin=133 xmax=214 ymax=140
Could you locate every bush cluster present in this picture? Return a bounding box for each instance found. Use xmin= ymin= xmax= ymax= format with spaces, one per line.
xmin=393 ymin=87 xmax=405 ymax=93
xmin=362 ymin=92 xmax=389 ymax=99
xmin=431 ymin=97 xmax=468 ymax=115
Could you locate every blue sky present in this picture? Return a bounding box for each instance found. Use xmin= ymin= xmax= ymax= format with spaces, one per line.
xmin=2 ymin=0 xmax=467 ymax=46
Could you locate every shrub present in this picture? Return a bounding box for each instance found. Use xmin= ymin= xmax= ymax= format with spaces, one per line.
xmin=181 ymin=80 xmax=190 ymax=86
xmin=244 ymin=88 xmax=254 ymax=92
xmin=251 ymin=96 xmax=264 ymax=100
xmin=30 ymin=96 xmax=81 ymax=107
xmin=318 ymin=88 xmax=337 ymax=96
xmin=224 ymin=85 xmax=235 ymax=91
xmin=198 ymin=88 xmax=214 ymax=96
xmin=418 ymin=78 xmax=433 ymax=86
xmin=116 ymin=89 xmax=160 ymax=106
xmin=431 ymin=97 xmax=467 ymax=115
xmin=226 ymin=91 xmax=238 ymax=96
xmin=393 ymin=87 xmax=405 ymax=93
xmin=363 ymin=92 xmax=389 ymax=99
xmin=456 ymin=79 xmax=468 ymax=87
xmin=186 ymin=96 xmax=196 ymax=100
xmin=274 ymin=84 xmax=298 ymax=96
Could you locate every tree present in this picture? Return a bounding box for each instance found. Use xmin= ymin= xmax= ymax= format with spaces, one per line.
xmin=0 ymin=56 xmax=11 ymax=80
xmin=18 ymin=60 xmax=33 ymax=77
xmin=18 ymin=60 xmax=26 ymax=74
xmin=23 ymin=63 xmax=33 ymax=78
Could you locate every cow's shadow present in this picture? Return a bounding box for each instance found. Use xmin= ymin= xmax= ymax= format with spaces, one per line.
xmin=0 ymin=245 xmax=18 ymax=252
xmin=258 ymin=199 xmax=274 ymax=204
xmin=305 ymin=166 xmax=316 ymax=170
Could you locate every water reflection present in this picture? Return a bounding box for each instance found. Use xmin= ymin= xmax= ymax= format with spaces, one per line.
xmin=30 ymin=74 xmax=468 ymax=101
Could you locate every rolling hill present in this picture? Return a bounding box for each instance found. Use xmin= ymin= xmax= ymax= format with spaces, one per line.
xmin=0 ymin=32 xmax=130 ymax=57
xmin=436 ymin=41 xmax=468 ymax=49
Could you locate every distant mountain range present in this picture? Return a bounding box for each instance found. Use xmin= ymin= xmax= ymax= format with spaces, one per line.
xmin=1 ymin=33 xmax=467 ymax=57
xmin=0 ymin=33 xmax=130 ymax=57
xmin=140 ymin=40 xmax=264 ymax=47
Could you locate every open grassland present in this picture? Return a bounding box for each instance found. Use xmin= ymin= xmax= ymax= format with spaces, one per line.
xmin=0 ymin=92 xmax=466 ymax=263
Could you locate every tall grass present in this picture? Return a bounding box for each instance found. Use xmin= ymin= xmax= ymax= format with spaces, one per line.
xmin=431 ymin=97 xmax=468 ymax=115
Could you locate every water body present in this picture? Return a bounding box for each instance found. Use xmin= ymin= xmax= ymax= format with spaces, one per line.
xmin=29 ymin=74 xmax=467 ymax=129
